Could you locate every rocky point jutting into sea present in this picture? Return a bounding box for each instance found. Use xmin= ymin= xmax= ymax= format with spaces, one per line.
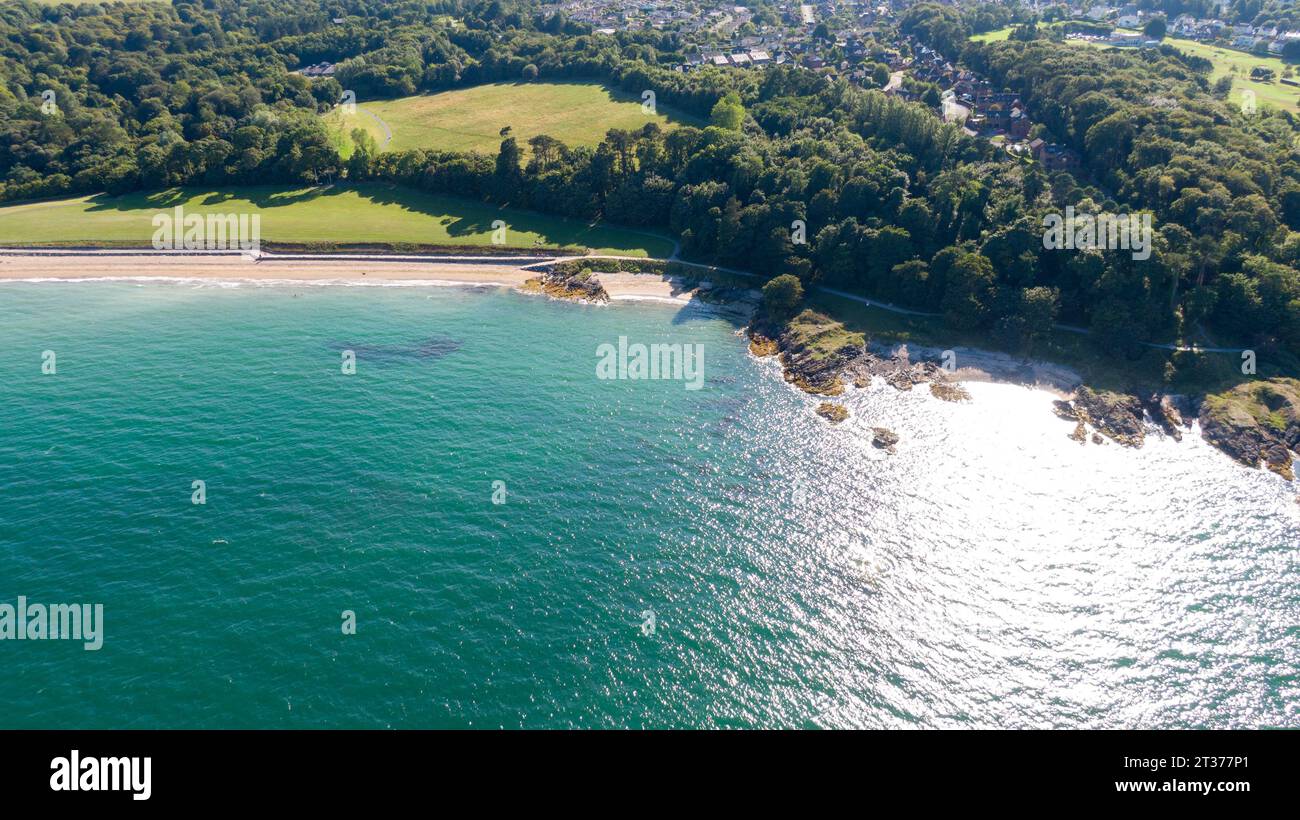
xmin=749 ymin=307 xmax=1300 ymax=483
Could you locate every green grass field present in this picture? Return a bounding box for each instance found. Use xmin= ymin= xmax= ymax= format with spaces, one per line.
xmin=323 ymin=81 xmax=700 ymax=158
xmin=973 ymin=27 xmax=1300 ymax=113
xmin=969 ymin=28 xmax=1013 ymax=43
xmin=1089 ymin=29 xmax=1298 ymax=114
xmin=0 ymin=184 xmax=678 ymax=257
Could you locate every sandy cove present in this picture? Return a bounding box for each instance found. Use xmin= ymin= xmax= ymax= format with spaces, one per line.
xmin=871 ymin=341 xmax=1083 ymax=397
xmin=0 ymin=253 xmax=703 ymax=303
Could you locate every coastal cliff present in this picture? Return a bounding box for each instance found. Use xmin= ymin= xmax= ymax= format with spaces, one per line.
xmin=1198 ymin=379 xmax=1300 ymax=480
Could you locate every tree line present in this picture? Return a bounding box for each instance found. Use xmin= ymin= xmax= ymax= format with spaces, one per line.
xmin=2 ymin=0 xmax=1298 ymax=365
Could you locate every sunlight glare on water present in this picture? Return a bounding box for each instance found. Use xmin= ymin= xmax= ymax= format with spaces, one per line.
xmin=0 ymin=281 xmax=1296 ymax=728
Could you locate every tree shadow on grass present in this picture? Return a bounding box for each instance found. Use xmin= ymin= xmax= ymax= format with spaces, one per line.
xmin=83 ymin=185 xmax=339 ymax=213
xmin=75 ymin=182 xmax=673 ymax=254
xmin=355 ymin=183 xmax=639 ymax=249
xmin=354 ymin=184 xmax=508 ymax=238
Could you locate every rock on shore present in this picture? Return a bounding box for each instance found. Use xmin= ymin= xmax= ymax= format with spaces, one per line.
xmin=771 ymin=310 xmax=864 ymax=396
xmin=1071 ymin=387 xmax=1147 ymax=448
xmin=815 ymin=402 xmax=849 ymax=423
xmin=748 ymin=332 xmax=779 ymax=357
xmin=756 ymin=305 xmax=1299 ymax=482
xmin=871 ymin=427 xmax=899 ymax=453
xmin=521 ymin=266 xmax=608 ymax=302
xmin=751 ymin=311 xmax=972 ymax=402
xmin=930 ymin=381 xmax=972 ymax=402
xmin=1199 ymin=379 xmax=1300 ymax=480
xmin=1052 ymin=387 xmax=1195 ymax=449
xmin=1141 ymin=393 xmax=1185 ymax=442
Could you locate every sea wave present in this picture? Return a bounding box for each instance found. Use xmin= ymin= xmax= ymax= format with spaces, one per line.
xmin=0 ymin=276 xmax=515 ymax=289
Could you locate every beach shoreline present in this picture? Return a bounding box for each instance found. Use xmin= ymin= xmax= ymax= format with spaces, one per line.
xmin=0 ymin=253 xmax=537 ymax=286
xmin=0 ymin=253 xmax=766 ymax=311
xmin=871 ymin=340 xmax=1083 ymax=397
xmin=9 ymin=250 xmax=1293 ymax=478
xmin=0 ymin=253 xmax=1075 ymax=391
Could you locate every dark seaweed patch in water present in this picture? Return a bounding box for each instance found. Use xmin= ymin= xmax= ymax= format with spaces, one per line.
xmin=329 ymin=336 xmax=462 ymax=363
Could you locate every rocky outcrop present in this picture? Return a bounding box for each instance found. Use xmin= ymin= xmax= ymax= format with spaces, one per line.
xmin=930 ymin=381 xmax=971 ymax=402
xmin=1069 ymin=420 xmax=1087 ymax=444
xmin=1141 ymin=393 xmax=1186 ymax=442
xmin=885 ymin=369 xmax=914 ymax=391
xmin=816 ymin=402 xmax=849 ymax=423
xmin=782 ymin=351 xmax=849 ymax=396
xmin=1052 ymin=400 xmax=1078 ymax=422
xmin=521 ymin=267 xmax=608 ymax=302
xmin=1071 ymin=387 xmax=1147 ymax=448
xmin=871 ymin=427 xmax=899 ymax=453
xmin=1053 ymin=388 xmax=1199 ymax=447
xmin=1199 ymin=379 xmax=1300 ymax=480
xmin=748 ymin=332 xmax=778 ymax=357
xmin=1048 ymin=379 xmax=1300 ymax=479
xmin=754 ymin=310 xmax=865 ymax=397
xmin=847 ymin=350 xmax=948 ymax=393
xmin=752 ymin=312 xmax=974 ymax=404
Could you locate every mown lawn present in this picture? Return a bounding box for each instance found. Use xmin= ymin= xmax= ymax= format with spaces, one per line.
xmin=322 ymin=81 xmax=701 ymax=157
xmin=969 ymin=28 xmax=1013 ymax=43
xmin=0 ymin=184 xmax=678 ymax=257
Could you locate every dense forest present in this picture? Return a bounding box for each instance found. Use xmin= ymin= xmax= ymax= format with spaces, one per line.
xmin=1 ymin=0 xmax=1299 ymax=365
xmin=905 ymin=3 xmax=1300 ymax=362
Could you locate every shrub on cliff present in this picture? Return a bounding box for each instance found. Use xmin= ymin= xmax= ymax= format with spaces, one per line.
xmin=762 ymin=274 xmax=804 ymax=322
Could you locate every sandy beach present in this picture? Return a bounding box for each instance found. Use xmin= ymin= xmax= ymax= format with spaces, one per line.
xmin=598 ymin=271 xmax=698 ymax=303
xmin=0 ymin=252 xmax=764 ymax=313
xmin=0 ymin=253 xmax=536 ymax=286
xmin=872 ymin=340 xmax=1083 ymax=395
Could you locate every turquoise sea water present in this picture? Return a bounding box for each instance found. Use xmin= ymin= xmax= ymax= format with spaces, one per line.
xmin=2 ymin=280 xmax=1298 ymax=728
